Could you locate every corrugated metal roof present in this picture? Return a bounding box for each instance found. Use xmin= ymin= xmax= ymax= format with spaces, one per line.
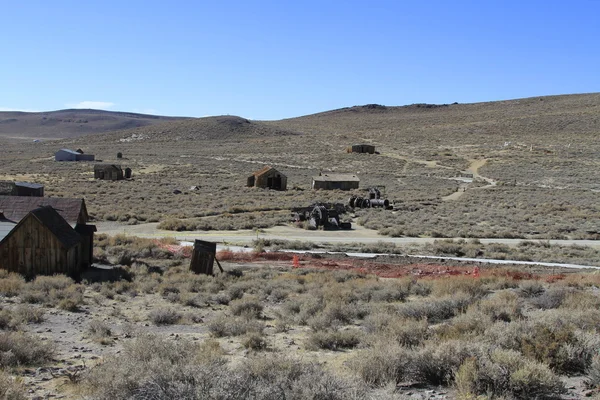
xmin=0 ymin=196 xmax=86 ymax=224
xmin=312 ymin=174 xmax=360 ymax=182
xmin=0 ymin=220 xmax=17 ymax=243
xmin=14 ymin=182 xmax=44 ymax=189
xmin=58 ymin=148 xmax=80 ymax=155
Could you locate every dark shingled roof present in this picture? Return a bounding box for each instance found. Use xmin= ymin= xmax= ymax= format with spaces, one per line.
xmin=29 ymin=207 xmax=82 ymax=249
xmin=250 ymin=166 xmax=285 ymax=178
xmin=0 ymin=196 xmax=87 ymax=224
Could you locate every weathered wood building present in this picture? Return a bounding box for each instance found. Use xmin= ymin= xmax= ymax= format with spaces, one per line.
xmin=55 ymin=148 xmax=95 ymax=161
xmin=0 ymin=181 xmax=44 ymax=197
xmin=94 ymin=164 xmax=124 ymax=180
xmin=350 ymin=144 xmax=376 ymax=154
xmin=312 ymin=173 xmax=360 ymax=190
xmin=0 ymin=207 xmax=84 ymax=277
xmin=0 ymin=196 xmax=96 ymax=276
xmin=247 ymin=166 xmax=287 ymax=190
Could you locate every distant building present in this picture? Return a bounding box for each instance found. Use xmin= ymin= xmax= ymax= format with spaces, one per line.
xmin=124 ymin=167 xmax=132 ymax=179
xmin=350 ymin=144 xmax=376 ymax=154
xmin=0 ymin=196 xmax=96 ymax=273
xmin=55 ymin=148 xmax=95 ymax=161
xmin=94 ymin=164 xmax=124 ymax=181
xmin=0 ymin=181 xmax=44 ymax=197
xmin=247 ymin=166 xmax=287 ymax=190
xmin=312 ymin=173 xmax=360 ymax=190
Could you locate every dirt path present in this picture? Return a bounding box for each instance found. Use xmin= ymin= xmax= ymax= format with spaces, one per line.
xmin=441 ymin=158 xmax=496 ymax=201
xmin=95 ymin=222 xmax=600 ymax=249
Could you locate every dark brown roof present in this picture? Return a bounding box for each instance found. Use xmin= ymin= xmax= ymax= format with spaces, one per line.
xmin=251 ymin=166 xmax=284 ymax=178
xmin=30 ymin=207 xmax=82 ymax=249
xmin=0 ymin=196 xmax=87 ymax=224
xmin=94 ymin=164 xmax=122 ymax=170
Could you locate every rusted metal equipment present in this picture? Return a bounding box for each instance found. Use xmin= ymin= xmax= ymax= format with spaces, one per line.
xmin=349 ymin=187 xmax=392 ymax=209
xmin=291 ymin=203 xmax=351 ymax=230
xmin=190 ymin=240 xmax=224 ymax=275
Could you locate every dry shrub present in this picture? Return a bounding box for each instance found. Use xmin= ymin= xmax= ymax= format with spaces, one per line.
xmin=395 ymin=293 xmax=474 ymax=323
xmin=364 ymin=313 xmax=428 ymax=347
xmin=306 ymin=329 xmax=363 ymax=351
xmin=586 ymin=354 xmax=600 ymax=389
xmin=13 ymin=304 xmax=45 ymax=324
xmin=88 ymin=320 xmax=112 ymax=340
xmin=0 ymin=272 xmax=24 ymax=297
xmin=476 ymin=290 xmax=523 ymax=322
xmin=84 ymin=335 xmax=363 ymax=399
xmin=208 ymin=314 xmax=264 ymax=337
xmin=431 ymin=275 xmax=488 ymax=298
xmin=149 ymin=308 xmax=181 ymax=325
xmin=242 ymin=332 xmax=268 ymax=351
xmin=230 ymin=297 xmax=264 ymax=319
xmin=0 ymin=370 xmax=26 ymax=400
xmin=518 ymin=280 xmax=545 ymax=297
xmin=0 ymin=332 xmax=54 ymax=367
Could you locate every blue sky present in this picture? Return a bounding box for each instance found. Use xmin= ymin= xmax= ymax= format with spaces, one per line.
xmin=1 ymin=0 xmax=599 ymax=119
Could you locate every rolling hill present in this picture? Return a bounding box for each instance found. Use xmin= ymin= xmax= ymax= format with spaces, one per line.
xmin=0 ymin=109 xmax=189 ymax=139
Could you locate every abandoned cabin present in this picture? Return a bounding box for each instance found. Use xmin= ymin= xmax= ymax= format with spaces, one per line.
xmin=0 ymin=196 xmax=96 ymax=277
xmin=350 ymin=144 xmax=376 ymax=154
xmin=312 ymin=173 xmax=360 ymax=190
xmin=0 ymin=181 xmax=44 ymax=197
xmin=94 ymin=164 xmax=124 ymax=180
xmin=247 ymin=166 xmax=287 ymax=190
xmin=55 ymin=148 xmax=95 ymax=161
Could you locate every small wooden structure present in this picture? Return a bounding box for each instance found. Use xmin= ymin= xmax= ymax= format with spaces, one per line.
xmin=350 ymin=144 xmax=375 ymax=154
xmin=312 ymin=173 xmax=360 ymax=190
xmin=0 ymin=182 xmax=44 ymax=197
xmin=124 ymin=168 xmax=132 ymax=179
xmin=15 ymin=182 xmax=44 ymax=197
xmin=247 ymin=166 xmax=287 ymax=190
xmin=190 ymin=240 xmax=223 ymax=275
xmin=0 ymin=196 xmax=95 ymax=270
xmin=0 ymin=207 xmax=84 ymax=278
xmin=94 ymin=164 xmax=124 ymax=180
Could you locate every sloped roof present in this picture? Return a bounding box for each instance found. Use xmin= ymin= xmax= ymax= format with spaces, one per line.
xmin=313 ymin=173 xmax=360 ymax=182
xmin=250 ymin=166 xmax=284 ymax=178
xmin=29 ymin=207 xmax=82 ymax=249
xmin=94 ymin=164 xmax=122 ymax=170
xmin=0 ymin=196 xmax=87 ymax=224
xmin=15 ymin=182 xmax=44 ymax=189
xmin=57 ymin=148 xmax=80 ymax=155
xmin=0 ymin=219 xmax=17 ymax=242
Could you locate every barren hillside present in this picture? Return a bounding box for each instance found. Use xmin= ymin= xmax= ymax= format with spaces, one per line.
xmin=0 ymin=109 xmax=188 ymax=139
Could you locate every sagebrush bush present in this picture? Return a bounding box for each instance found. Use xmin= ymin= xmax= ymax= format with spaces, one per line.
xmin=149 ymin=308 xmax=181 ymax=325
xmin=306 ymin=329 xmax=363 ymax=351
xmin=0 ymin=332 xmax=54 ymax=367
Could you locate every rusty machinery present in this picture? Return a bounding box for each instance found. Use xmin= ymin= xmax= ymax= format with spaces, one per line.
xmin=291 ymin=203 xmax=351 ymax=230
xmin=348 ymin=187 xmax=391 ymax=209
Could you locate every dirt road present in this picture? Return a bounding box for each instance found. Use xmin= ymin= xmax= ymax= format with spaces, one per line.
xmin=96 ymin=222 xmax=600 ymax=249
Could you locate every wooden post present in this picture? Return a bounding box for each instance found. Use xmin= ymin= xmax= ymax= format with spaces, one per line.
xmin=190 ymin=240 xmax=217 ymax=275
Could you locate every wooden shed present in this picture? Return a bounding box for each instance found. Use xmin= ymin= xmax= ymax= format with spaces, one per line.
xmin=94 ymin=164 xmax=124 ymax=180
xmin=247 ymin=166 xmax=287 ymax=190
xmin=0 ymin=196 xmax=95 ymax=270
xmin=312 ymin=173 xmax=360 ymax=190
xmin=351 ymin=144 xmax=376 ymax=154
xmin=0 ymin=207 xmax=83 ymax=278
xmin=15 ymin=182 xmax=44 ymax=197
xmin=0 ymin=182 xmax=44 ymax=197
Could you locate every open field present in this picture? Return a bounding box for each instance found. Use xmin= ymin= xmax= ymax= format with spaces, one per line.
xmin=2 ymin=236 xmax=600 ymax=399
xmin=1 ymin=93 xmax=599 ymax=240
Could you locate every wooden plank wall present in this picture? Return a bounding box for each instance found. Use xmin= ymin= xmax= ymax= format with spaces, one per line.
xmin=0 ymin=216 xmax=81 ymax=277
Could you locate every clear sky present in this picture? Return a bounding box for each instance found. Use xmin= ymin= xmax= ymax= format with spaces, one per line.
xmin=1 ymin=0 xmax=599 ymax=120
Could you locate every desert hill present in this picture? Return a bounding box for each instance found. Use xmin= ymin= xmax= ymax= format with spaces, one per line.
xmin=0 ymin=108 xmax=188 ymax=139
xmin=80 ymin=115 xmax=301 ymax=144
